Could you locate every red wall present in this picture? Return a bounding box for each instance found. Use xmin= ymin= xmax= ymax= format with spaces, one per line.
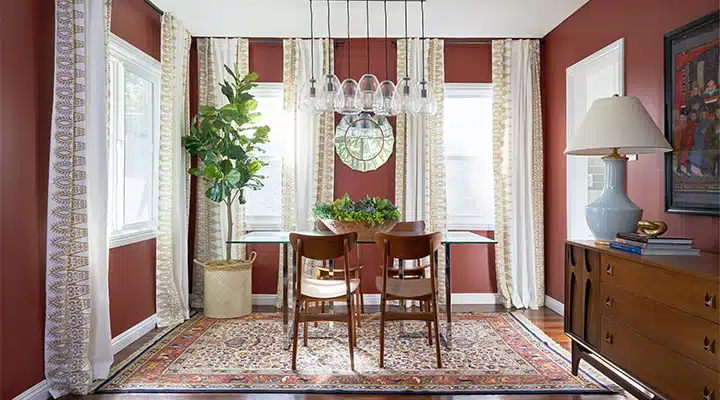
xmin=542 ymin=0 xmax=720 ymax=302
xmin=0 ymin=1 xmax=160 ymax=397
xmin=0 ymin=0 xmax=53 ymax=397
xmin=238 ymin=40 xmax=496 ymax=294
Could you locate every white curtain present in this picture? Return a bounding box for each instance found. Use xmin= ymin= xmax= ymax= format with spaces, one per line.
xmin=45 ymin=0 xmax=112 ymax=396
xmin=395 ymin=38 xmax=447 ymax=305
xmin=277 ymin=38 xmax=335 ymax=307
xmin=492 ymin=39 xmax=545 ymax=309
xmin=192 ymin=38 xmax=249 ymax=308
xmin=156 ymin=13 xmax=191 ymax=327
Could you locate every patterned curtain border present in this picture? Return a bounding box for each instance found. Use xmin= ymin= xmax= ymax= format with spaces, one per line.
xmin=156 ymin=12 xmax=186 ymax=328
xmin=530 ymin=40 xmax=545 ymax=306
xmin=395 ymin=39 xmax=408 ymax=218
xmin=45 ymin=0 xmax=112 ymax=396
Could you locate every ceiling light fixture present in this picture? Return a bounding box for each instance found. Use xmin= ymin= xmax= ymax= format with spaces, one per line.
xmin=415 ymin=0 xmax=436 ymax=115
xmin=298 ymin=0 xmax=321 ymax=114
xmin=357 ymin=0 xmax=379 ymax=112
xmin=337 ymin=0 xmax=361 ymax=115
xmin=315 ymin=0 xmax=342 ymax=113
xmin=373 ymin=0 xmax=396 ymax=116
xmin=392 ymin=0 xmax=419 ymax=114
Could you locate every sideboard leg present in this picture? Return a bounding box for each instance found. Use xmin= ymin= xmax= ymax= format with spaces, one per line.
xmin=571 ymin=340 xmax=581 ymax=376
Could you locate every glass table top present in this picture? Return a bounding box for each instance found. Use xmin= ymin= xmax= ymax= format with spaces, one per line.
xmin=227 ymin=230 xmax=496 ymax=245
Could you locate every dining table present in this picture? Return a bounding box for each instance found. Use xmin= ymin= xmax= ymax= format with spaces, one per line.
xmin=227 ymin=230 xmax=497 ymax=349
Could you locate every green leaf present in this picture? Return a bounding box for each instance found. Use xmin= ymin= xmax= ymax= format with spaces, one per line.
xmin=219 ymin=159 xmax=233 ymax=174
xmin=246 ymin=72 xmax=259 ymax=82
xmin=224 ymin=64 xmax=238 ymax=81
xmin=203 ymin=164 xmax=222 ymax=179
xmin=206 ymin=183 xmax=229 ymax=203
xmin=187 ymin=167 xmax=203 ymax=176
xmin=199 ymin=106 xmax=217 ymax=117
xmin=225 ymin=169 xmax=241 ymax=186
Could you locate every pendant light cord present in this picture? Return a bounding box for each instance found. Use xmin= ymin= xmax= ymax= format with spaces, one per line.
xmin=420 ymin=0 xmax=425 ymax=82
xmin=327 ymin=0 xmax=332 ymax=74
xmin=383 ymin=0 xmax=389 ymax=81
xmin=366 ymin=0 xmax=371 ymax=73
xmin=404 ymin=0 xmax=409 ymax=79
xmin=346 ymin=0 xmax=351 ymax=79
xmin=309 ymin=0 xmax=315 ymax=80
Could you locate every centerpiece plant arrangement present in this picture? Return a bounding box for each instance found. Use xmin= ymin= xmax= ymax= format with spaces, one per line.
xmin=183 ymin=65 xmax=270 ymax=262
xmin=312 ymin=194 xmax=401 ymax=240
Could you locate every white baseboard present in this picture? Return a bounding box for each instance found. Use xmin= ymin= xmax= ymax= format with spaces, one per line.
xmin=544 ymin=295 xmax=565 ymax=316
xmin=111 ymin=314 xmax=157 ymax=355
xmin=12 ymin=380 xmax=50 ymax=400
xmin=252 ymin=294 xmax=277 ymax=306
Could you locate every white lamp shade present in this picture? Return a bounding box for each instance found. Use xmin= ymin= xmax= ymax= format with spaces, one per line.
xmin=565 ymin=96 xmax=672 ymax=155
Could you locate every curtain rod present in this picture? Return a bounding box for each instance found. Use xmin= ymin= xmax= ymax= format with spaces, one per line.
xmin=145 ymin=0 xmax=164 ymax=15
xmin=244 ymin=38 xmax=491 ymax=45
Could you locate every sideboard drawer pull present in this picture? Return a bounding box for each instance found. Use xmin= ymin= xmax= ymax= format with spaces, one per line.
xmin=604 ymin=332 xmax=613 ymax=344
xmin=605 ymin=264 xmax=613 ymax=276
xmin=704 ymin=386 xmax=714 ymax=400
xmin=605 ymin=296 xmax=613 ymax=308
xmin=705 ymin=293 xmax=716 ymax=309
xmin=704 ymin=337 xmax=716 ymax=354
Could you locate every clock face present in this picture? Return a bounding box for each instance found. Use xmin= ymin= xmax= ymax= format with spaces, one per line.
xmin=334 ymin=113 xmax=395 ymax=172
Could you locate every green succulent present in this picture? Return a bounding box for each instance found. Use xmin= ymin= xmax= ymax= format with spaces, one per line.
xmin=312 ymin=194 xmax=401 ymax=226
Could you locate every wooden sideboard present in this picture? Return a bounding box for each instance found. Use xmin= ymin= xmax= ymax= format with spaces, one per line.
xmin=565 ymin=240 xmax=720 ymax=400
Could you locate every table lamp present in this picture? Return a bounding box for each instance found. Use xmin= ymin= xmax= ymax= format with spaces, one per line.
xmin=564 ymin=96 xmax=672 ymax=244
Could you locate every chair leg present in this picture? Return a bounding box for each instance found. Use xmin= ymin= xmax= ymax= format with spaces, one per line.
xmin=346 ymin=295 xmax=355 ymax=370
xmin=303 ymin=300 xmax=308 ymax=347
xmin=354 ymin=292 xmax=361 ymax=328
xmin=359 ymin=278 xmax=365 ymax=314
xmin=379 ymin=296 xmax=386 ymax=368
xmin=424 ymin=301 xmax=433 ymax=346
xmin=292 ymin=297 xmax=302 ymax=371
xmin=432 ymin=299 xmax=442 ymax=369
xmin=314 ymin=301 xmax=319 ymax=327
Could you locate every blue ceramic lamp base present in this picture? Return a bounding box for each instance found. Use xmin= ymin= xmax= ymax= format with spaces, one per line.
xmin=585 ymin=155 xmax=642 ymax=242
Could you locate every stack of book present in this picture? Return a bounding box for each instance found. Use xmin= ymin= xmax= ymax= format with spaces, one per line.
xmin=609 ymin=233 xmax=699 ymax=256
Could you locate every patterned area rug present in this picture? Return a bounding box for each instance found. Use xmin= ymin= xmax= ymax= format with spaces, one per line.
xmin=95 ymin=312 xmax=620 ymax=395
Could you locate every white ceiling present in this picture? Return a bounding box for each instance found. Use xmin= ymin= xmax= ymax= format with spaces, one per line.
xmin=153 ymin=0 xmax=589 ymax=38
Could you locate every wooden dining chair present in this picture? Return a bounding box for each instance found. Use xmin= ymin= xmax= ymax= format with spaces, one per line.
xmin=386 ymin=221 xmax=427 ymax=279
xmin=289 ymin=232 xmax=359 ymax=371
xmin=374 ymin=232 xmax=443 ymax=368
xmin=312 ymin=220 xmax=364 ymax=326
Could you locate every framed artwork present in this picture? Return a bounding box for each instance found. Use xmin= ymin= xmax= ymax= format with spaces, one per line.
xmin=664 ymin=11 xmax=720 ymax=216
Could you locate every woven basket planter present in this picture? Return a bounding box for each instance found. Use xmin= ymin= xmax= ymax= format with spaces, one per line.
xmin=199 ymin=252 xmax=256 ymax=319
xmin=321 ymin=219 xmax=398 ymax=241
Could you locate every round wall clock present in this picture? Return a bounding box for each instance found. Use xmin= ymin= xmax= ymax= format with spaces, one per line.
xmin=334 ymin=113 xmax=394 ymax=172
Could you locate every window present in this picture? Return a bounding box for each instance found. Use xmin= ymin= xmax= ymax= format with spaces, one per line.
xmin=566 ymin=38 xmax=624 ymax=240
xmin=444 ymin=83 xmax=495 ymax=231
xmin=107 ymin=34 xmax=161 ymax=248
xmin=244 ymin=83 xmax=288 ymax=231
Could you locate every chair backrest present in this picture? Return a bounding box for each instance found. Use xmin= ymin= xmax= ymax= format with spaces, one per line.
xmin=290 ymin=232 xmax=358 ymax=298
xmin=391 ymin=220 xmax=426 ymax=234
xmin=373 ymin=231 xmax=442 ymax=261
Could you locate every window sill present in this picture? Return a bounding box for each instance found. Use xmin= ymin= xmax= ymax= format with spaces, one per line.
xmin=447 ymin=223 xmax=495 ymax=232
xmin=109 ymin=229 xmax=158 ymax=249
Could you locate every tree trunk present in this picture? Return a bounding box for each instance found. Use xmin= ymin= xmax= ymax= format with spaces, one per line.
xmin=226 ymin=200 xmax=233 ymax=261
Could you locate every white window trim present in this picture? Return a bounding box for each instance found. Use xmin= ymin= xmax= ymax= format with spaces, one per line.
xmin=245 ymin=82 xmax=284 ymax=232
xmin=108 ymin=34 xmax=161 ymax=249
xmin=565 ymin=38 xmax=624 ymax=241
xmin=444 ymin=82 xmax=495 ymax=231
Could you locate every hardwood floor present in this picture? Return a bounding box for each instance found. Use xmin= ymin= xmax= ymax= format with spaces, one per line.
xmin=66 ymin=305 xmax=627 ymax=400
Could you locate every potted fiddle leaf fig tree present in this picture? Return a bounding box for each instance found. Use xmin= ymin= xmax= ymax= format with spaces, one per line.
xmin=183 ymin=65 xmax=270 ymax=263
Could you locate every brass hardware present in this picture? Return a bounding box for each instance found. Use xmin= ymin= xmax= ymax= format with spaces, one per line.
xmin=606 ymin=264 xmax=613 ymax=275
xmin=605 ymin=296 xmax=613 ymax=308
xmin=704 ymin=337 xmax=716 ymax=354
xmin=637 ymin=220 xmax=668 ymax=238
xmin=605 ymin=332 xmax=614 ymax=344
xmin=594 ymin=239 xmax=610 ymax=246
xmin=602 ymin=147 xmax=627 ymax=159
xmin=705 ymin=293 xmax=716 ymax=309
xmin=704 ymin=386 xmax=715 ymax=400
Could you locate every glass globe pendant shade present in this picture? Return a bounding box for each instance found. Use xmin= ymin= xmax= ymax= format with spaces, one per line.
xmin=392 ymin=76 xmax=419 ymax=115
xmin=316 ymin=73 xmax=342 ymax=113
xmin=373 ymin=80 xmax=397 ymax=116
xmin=336 ymin=78 xmax=361 ymax=115
xmin=415 ymin=80 xmax=437 ymax=116
xmin=297 ymin=78 xmax=322 ymax=114
xmin=358 ymin=73 xmax=380 ymax=112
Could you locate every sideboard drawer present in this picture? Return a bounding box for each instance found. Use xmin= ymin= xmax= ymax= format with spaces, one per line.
xmin=601 ymin=254 xmax=720 ymax=323
xmin=601 ymin=317 xmax=719 ymax=400
xmin=601 ymin=283 xmax=720 ymax=372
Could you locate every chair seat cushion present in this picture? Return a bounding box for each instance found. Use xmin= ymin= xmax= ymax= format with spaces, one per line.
xmin=375 ymin=276 xmax=433 ymax=299
xmin=302 ymin=278 xmax=360 ymax=299
xmin=315 ymin=264 xmax=363 ymax=274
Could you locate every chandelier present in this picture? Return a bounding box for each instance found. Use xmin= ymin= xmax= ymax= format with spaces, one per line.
xmin=298 ymin=0 xmax=436 ymax=116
